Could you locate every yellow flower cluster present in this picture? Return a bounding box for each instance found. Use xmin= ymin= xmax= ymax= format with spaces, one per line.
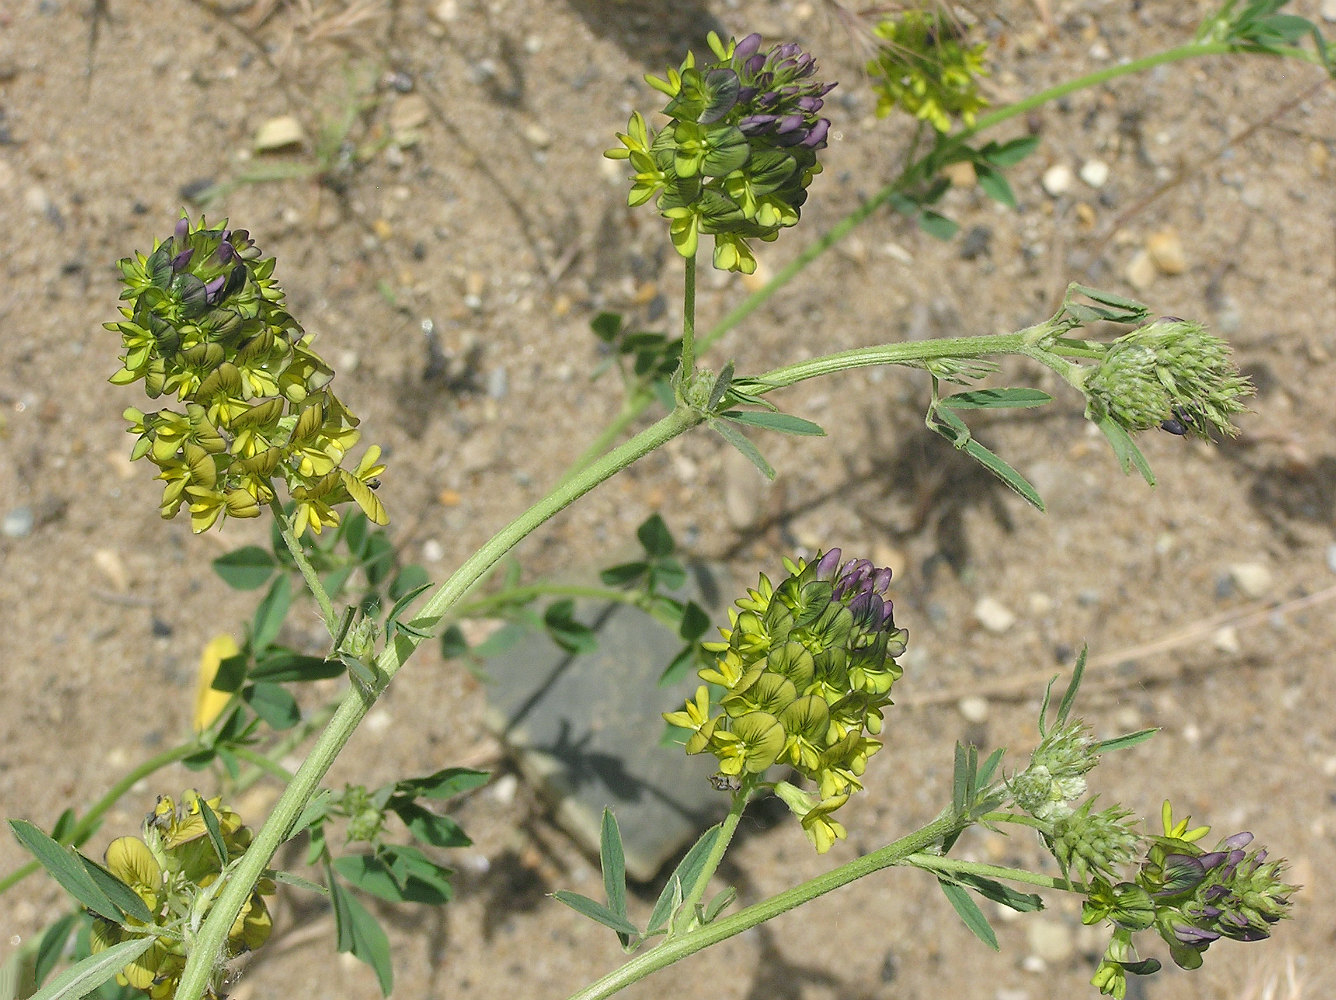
xmin=108 ymin=217 xmax=387 ymax=534
xmin=90 ymin=791 xmax=273 ymax=998
xmin=666 ymin=550 xmax=908 ymax=851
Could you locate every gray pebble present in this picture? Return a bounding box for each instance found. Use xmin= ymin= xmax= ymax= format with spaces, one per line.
xmin=2 ymin=506 xmax=34 ymax=538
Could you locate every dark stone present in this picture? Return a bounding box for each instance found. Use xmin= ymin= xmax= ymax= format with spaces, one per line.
xmin=482 ymin=560 xmax=733 ymax=881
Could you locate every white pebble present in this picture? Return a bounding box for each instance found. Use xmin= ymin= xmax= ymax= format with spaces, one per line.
xmin=490 ymin=773 xmax=518 ymax=805
xmin=1228 ymin=562 xmax=1272 ymax=599
xmin=1211 ymin=626 xmax=1241 ymax=654
xmin=1079 ymin=159 xmax=1109 ymax=188
xmin=974 ymin=596 xmax=1017 ymax=634
xmin=1026 ymin=918 xmax=1075 ymax=963
xmin=1041 ymin=163 xmax=1073 ymax=197
xmin=957 ymin=696 xmax=989 ymax=724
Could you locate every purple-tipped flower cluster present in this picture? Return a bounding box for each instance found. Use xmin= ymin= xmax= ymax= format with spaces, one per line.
xmin=664 ymin=549 xmax=908 ymax=852
xmin=1157 ymin=832 xmax=1294 ymax=955
xmin=729 ymin=33 xmax=835 ymax=150
xmin=107 ymin=216 xmax=388 ymax=534
xmin=605 ymin=31 xmax=836 ymax=274
xmin=826 ymin=552 xmax=897 ymax=630
xmin=1086 ymin=820 xmax=1296 ymax=994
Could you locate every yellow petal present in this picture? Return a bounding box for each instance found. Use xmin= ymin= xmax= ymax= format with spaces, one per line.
xmin=194 ymin=634 xmax=239 ymax=732
xmin=105 ymin=836 xmax=161 ymax=894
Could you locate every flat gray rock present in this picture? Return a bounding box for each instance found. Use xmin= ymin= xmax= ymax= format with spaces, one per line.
xmin=482 ymin=561 xmax=732 ymax=882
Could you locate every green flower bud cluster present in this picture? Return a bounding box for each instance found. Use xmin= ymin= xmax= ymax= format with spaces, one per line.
xmin=107 ymin=217 xmax=388 ymax=534
xmin=1049 ymin=799 xmax=1140 ymax=886
xmin=1007 ymin=718 xmax=1100 ymax=823
xmin=665 ymin=549 xmax=908 ymax=852
xmin=1083 ymin=803 xmax=1296 ymax=998
xmin=866 ymin=10 xmax=989 ymax=132
xmin=1082 ymin=318 xmax=1252 ymax=439
xmin=606 ymin=32 xmax=835 ymax=274
xmin=90 ymin=791 xmax=273 ymax=999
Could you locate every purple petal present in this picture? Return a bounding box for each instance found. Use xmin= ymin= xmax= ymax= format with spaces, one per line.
xmin=734 ymin=33 xmax=762 ymax=61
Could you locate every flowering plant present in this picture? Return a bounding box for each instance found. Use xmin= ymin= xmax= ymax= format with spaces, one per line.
xmin=4 ymin=4 xmax=1328 ymax=1000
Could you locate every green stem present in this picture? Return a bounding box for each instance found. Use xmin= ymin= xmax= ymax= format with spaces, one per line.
xmin=679 ymin=254 xmax=698 ymax=386
xmin=902 ymin=852 xmax=1077 ymax=892
xmin=174 ymin=406 xmax=703 ymax=1000
xmin=267 ymin=497 xmax=338 ymax=636
xmin=672 ymin=777 xmax=756 ymax=935
xmin=0 ymin=742 xmax=199 ymax=897
xmin=564 ymin=810 xmax=964 ymax=1000
xmin=750 ymin=329 xmax=1037 ymax=391
xmin=558 ymin=392 xmax=656 ymax=487
xmin=453 ymin=582 xmax=665 ymax=620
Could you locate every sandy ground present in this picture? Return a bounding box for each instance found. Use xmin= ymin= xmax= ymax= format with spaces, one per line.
xmin=2 ymin=1 xmax=1336 ymax=997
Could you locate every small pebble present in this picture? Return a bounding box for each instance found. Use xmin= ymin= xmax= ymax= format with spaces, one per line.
xmin=421 ymin=538 xmax=445 ymax=562
xmin=1146 ymin=228 xmax=1186 ymax=275
xmin=1227 ymin=562 xmax=1272 ymax=599
xmin=974 ymin=596 xmax=1017 ymax=633
xmin=1041 ymin=163 xmax=1073 ymax=196
xmin=390 ymin=94 xmax=431 ymax=136
xmin=959 ymin=225 xmax=991 ymax=260
xmin=491 ymin=772 xmax=518 ymax=805
xmin=93 ymin=548 xmax=129 ymax=592
xmin=487 ymin=366 xmax=509 ymax=400
xmin=1212 ymin=626 xmax=1241 ymax=654
xmin=1026 ymin=918 xmax=1075 ymax=963
xmin=1323 ymin=0 xmax=1336 ymax=22
xmin=942 ymin=161 xmax=976 ymax=188
xmin=1027 ymin=592 xmax=1054 ymax=615
xmin=1078 ymin=159 xmax=1109 ymax=188
xmin=521 ymin=122 xmax=551 ymax=149
xmin=2 ymin=506 xmax=34 ymax=538
xmin=253 ymin=115 xmax=305 ymax=152
xmin=958 ymin=696 xmax=989 ymax=724
xmin=1124 ymin=249 xmax=1156 ymax=290
xmin=23 ymin=185 xmax=54 ymax=218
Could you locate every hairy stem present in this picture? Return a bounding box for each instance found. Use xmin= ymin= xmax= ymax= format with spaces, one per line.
xmin=268 ymin=497 xmax=338 ymax=635
xmin=564 ymin=810 xmax=965 ymax=1000
xmin=672 ymin=777 xmax=757 ymax=936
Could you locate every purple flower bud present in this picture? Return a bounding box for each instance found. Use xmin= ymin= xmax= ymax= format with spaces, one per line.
xmin=814 ymin=548 xmax=843 ymax=580
xmin=174 ymin=217 xmax=190 ymax=240
xmin=734 ymin=33 xmax=763 ymax=61
xmin=739 ymin=114 xmax=777 ymax=135
xmin=1172 ymin=923 xmax=1220 ymax=945
xmin=203 ymin=274 xmax=227 ymax=304
xmin=801 ymin=119 xmax=830 ymax=149
xmin=170 ymin=247 xmax=195 ymax=273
